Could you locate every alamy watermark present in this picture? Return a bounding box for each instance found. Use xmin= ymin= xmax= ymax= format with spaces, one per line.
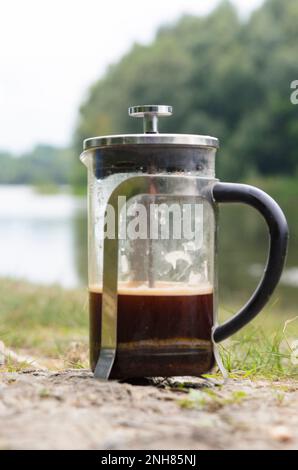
xmin=290 ymin=80 xmax=298 ymax=104
xmin=102 ymin=196 xmax=203 ymax=248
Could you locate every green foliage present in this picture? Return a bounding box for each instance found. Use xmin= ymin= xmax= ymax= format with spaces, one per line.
xmin=74 ymin=0 xmax=298 ymax=186
xmin=0 ymin=145 xmax=73 ymax=186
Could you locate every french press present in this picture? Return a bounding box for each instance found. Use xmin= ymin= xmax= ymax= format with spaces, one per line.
xmin=80 ymin=105 xmax=288 ymax=380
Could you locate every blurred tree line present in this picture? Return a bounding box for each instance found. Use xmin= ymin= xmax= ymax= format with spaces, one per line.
xmin=73 ymin=0 xmax=298 ymax=188
xmin=0 ymin=145 xmax=72 ymax=186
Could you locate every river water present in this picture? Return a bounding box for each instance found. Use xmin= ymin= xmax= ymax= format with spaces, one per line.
xmin=0 ymin=185 xmax=86 ymax=288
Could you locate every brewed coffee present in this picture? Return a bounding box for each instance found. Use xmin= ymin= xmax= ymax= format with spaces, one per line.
xmin=89 ymin=282 xmax=214 ymax=378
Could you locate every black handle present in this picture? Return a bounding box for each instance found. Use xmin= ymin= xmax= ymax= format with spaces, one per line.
xmin=212 ymin=182 xmax=288 ymax=343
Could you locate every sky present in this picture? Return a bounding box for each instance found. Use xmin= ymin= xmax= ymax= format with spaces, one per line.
xmin=0 ymin=0 xmax=264 ymax=153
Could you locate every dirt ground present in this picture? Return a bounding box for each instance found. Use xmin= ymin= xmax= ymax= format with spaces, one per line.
xmin=0 ymin=370 xmax=297 ymax=450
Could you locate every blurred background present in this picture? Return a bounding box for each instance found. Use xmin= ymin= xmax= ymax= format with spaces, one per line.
xmin=0 ymin=0 xmax=297 ymax=318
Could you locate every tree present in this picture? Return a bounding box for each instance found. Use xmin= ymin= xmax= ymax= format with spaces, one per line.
xmin=73 ymin=0 xmax=298 ymax=188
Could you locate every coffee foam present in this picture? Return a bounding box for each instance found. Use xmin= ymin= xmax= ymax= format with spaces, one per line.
xmin=89 ymin=281 xmax=213 ymax=296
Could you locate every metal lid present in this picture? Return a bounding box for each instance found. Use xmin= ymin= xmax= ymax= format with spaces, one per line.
xmin=83 ymin=105 xmax=219 ymax=150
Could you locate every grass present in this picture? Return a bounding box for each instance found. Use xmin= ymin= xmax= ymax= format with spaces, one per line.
xmin=218 ymin=302 xmax=298 ymax=380
xmin=218 ymin=325 xmax=297 ymax=380
xmin=0 ymin=278 xmax=88 ymax=369
xmin=178 ymin=388 xmax=248 ymax=411
xmin=0 ymin=278 xmax=297 ymax=378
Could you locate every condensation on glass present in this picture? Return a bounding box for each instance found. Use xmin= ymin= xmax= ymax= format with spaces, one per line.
xmin=81 ymin=146 xmax=217 ymax=293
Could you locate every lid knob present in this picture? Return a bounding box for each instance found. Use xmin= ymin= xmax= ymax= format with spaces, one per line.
xmin=128 ymin=105 xmax=173 ymax=134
